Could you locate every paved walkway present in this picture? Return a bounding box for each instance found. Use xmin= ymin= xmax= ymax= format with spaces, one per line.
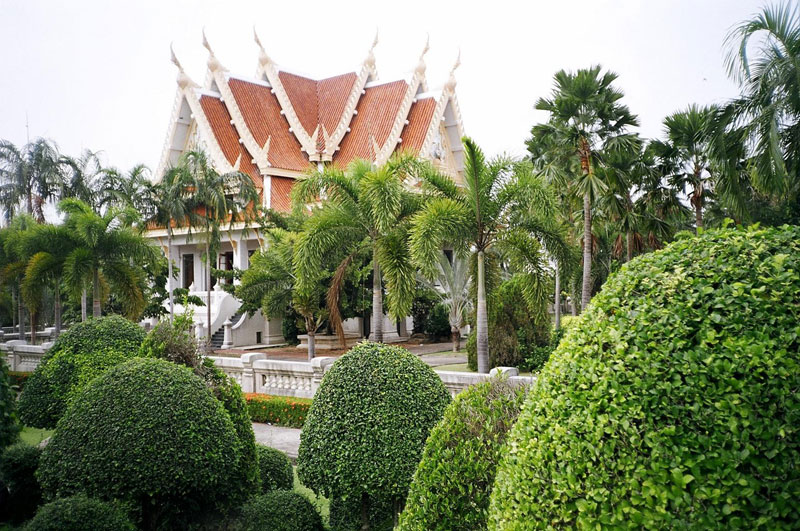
xmin=253 ymin=423 xmax=301 ymax=459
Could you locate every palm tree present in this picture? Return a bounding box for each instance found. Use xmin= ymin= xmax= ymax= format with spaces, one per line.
xmin=292 ymin=155 xmax=419 ymax=343
xmin=420 ymin=252 xmax=471 ymax=352
xmin=60 ymin=199 xmax=157 ymax=319
xmin=0 ymin=138 xmax=62 ymax=223
xmin=180 ymin=151 xmax=259 ymax=346
xmin=59 ymin=150 xmax=103 ymax=210
xmin=724 ymin=2 xmax=800 ymax=201
xmin=0 ymin=216 xmax=37 ymax=339
xmin=410 ymin=139 xmax=570 ymax=373
xmin=532 ymin=66 xmax=639 ymax=310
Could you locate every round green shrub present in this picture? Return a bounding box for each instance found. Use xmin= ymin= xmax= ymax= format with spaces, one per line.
xmin=329 ymin=495 xmax=394 ymax=531
xmin=37 ymin=358 xmax=243 ymax=528
xmin=298 ymin=342 xmax=450 ymax=518
xmin=24 ymin=495 xmax=134 ymax=531
xmin=18 ymin=315 xmax=146 ymax=428
xmin=0 ymin=359 xmax=19 ymax=447
xmin=399 ymin=378 xmax=527 ymax=530
xmin=256 ymin=445 xmax=293 ymax=492
xmin=239 ymin=490 xmax=324 ymax=531
xmin=0 ymin=444 xmax=41 ymax=523
xmin=467 ymin=276 xmax=551 ymax=371
xmin=489 ymin=226 xmax=800 ymax=529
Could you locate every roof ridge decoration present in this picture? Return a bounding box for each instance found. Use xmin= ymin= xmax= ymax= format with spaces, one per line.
xmin=253 ymin=28 xmax=317 ymax=158
xmin=204 ymin=30 xmax=271 ymax=176
xmin=418 ymin=50 xmax=465 ymax=167
xmin=373 ymin=35 xmax=430 ymax=165
xmin=319 ymin=31 xmax=380 ymax=161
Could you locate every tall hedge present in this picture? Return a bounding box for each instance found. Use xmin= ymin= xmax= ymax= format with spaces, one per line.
xmin=399 ymin=378 xmax=527 ymax=530
xmin=297 ymin=341 xmax=450 ymax=528
xmin=489 ymin=226 xmax=800 ymax=529
xmin=18 ymin=315 xmax=146 ymax=428
xmin=37 ymin=358 xmax=243 ymax=529
xmin=0 ymin=359 xmax=19 ymax=447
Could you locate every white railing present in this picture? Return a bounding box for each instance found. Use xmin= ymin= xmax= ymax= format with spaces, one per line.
xmin=1 ymin=341 xmax=52 ymax=372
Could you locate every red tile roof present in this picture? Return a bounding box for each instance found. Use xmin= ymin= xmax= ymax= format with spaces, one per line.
xmin=270 ymin=176 xmax=295 ymax=213
xmin=399 ymin=97 xmax=436 ymax=153
xmin=279 ymin=71 xmax=357 ymax=140
xmin=198 ymin=95 xmax=261 ymax=186
xmin=334 ymin=80 xmax=408 ymax=166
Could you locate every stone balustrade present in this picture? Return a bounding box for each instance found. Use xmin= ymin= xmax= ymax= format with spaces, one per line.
xmin=1 ymin=341 xmax=52 ymax=372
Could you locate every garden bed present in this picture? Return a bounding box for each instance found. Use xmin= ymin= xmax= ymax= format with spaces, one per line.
xmin=245 ymin=393 xmax=312 ymax=428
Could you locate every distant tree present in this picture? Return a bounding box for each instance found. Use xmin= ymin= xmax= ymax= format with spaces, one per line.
xmin=0 ymin=138 xmax=61 ymax=223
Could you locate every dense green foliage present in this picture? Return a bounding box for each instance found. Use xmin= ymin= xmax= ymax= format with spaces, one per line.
xmin=17 ymin=316 xmax=146 ymax=428
xmin=297 ymin=342 xmax=450 ymax=517
xmin=24 ymin=495 xmax=135 ymax=531
xmin=239 ymin=490 xmax=324 ymax=531
xmin=490 ymin=226 xmax=800 ymax=529
xmin=0 ymin=360 xmax=19 ymax=447
xmin=329 ymin=495 xmax=394 ymax=531
xmin=467 ymin=276 xmax=551 ymax=370
xmin=0 ymin=444 xmax=41 ymax=524
xmin=139 ymin=315 xmax=198 ymax=367
xmin=246 ymin=393 xmax=311 ymax=428
xmin=399 ymin=378 xmax=527 ymax=530
xmin=424 ymin=302 xmax=451 ymax=339
xmin=256 ymin=445 xmax=294 ymax=492
xmin=37 ymin=358 xmax=244 ymax=529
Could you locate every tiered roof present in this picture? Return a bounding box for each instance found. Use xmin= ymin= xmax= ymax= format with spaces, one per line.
xmin=157 ymin=32 xmax=465 ymax=211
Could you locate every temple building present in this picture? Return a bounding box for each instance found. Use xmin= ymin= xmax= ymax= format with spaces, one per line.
xmin=146 ymin=31 xmax=466 ymax=348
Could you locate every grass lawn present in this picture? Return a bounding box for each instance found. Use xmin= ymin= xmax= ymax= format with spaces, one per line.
xmin=19 ymin=426 xmax=53 ymax=446
xmin=294 ymin=467 xmax=329 ymax=527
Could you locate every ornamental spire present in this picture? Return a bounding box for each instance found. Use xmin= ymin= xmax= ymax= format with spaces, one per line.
xmin=365 ymin=29 xmax=379 ymax=69
xmin=170 ymin=43 xmax=197 ymax=89
xmin=445 ymin=49 xmax=461 ymax=92
xmin=202 ymin=28 xmax=224 ymax=72
xmin=253 ymin=27 xmax=273 ymax=68
xmin=415 ymin=34 xmax=430 ymax=75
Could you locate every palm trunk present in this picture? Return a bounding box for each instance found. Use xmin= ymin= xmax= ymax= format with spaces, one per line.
xmin=476 ymin=250 xmax=489 ymax=374
xmin=307 ymin=329 xmax=316 ymax=361
xmin=554 ymin=264 xmax=561 ymax=331
xmin=29 ymin=311 xmax=36 ymax=344
xmin=581 ymin=191 xmax=592 ymax=311
xmin=371 ymin=247 xmax=383 ymax=343
xmin=206 ymin=240 xmax=212 ymax=348
xmin=694 ymin=198 xmax=703 ymax=233
xmin=626 ymin=231 xmax=633 ymax=263
xmin=81 ymin=286 xmax=87 ymax=321
xmin=167 ymin=230 xmax=174 ymax=324
xmin=15 ymin=285 xmax=24 ymax=341
xmin=92 ymin=268 xmax=101 ymax=318
xmin=451 ymin=326 xmax=460 ymax=352
xmin=570 ymin=278 xmax=578 ymax=316
xmin=54 ymin=277 xmax=61 ymax=337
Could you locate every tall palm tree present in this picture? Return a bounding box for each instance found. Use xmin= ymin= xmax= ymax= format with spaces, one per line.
xmin=420 ymin=252 xmax=471 ymax=352
xmin=60 ymin=199 xmax=157 ymax=319
xmin=724 ymin=2 xmax=800 ymax=201
xmin=292 ymin=155 xmax=419 ymax=343
xmin=0 ymin=216 xmax=37 ymax=339
xmin=410 ymin=139 xmax=570 ymax=373
xmin=533 ymin=66 xmax=639 ymax=310
xmin=59 ymin=150 xmax=103 ymax=210
xmin=0 ymin=138 xmax=62 ymax=223
xmin=180 ymin=151 xmax=259 ymax=345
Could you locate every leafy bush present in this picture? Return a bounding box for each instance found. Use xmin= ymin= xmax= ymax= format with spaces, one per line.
xmin=24 ymin=495 xmax=134 ymax=531
xmin=411 ymin=285 xmax=439 ymax=335
xmin=329 ymin=495 xmax=394 ymax=531
xmin=489 ymin=226 xmax=800 ymax=528
xmin=256 ymin=445 xmax=293 ymax=492
xmin=139 ymin=314 xmax=198 ymax=367
xmin=467 ymin=276 xmax=551 ymax=370
xmin=246 ymin=393 xmax=312 ymax=428
xmin=239 ymin=490 xmax=324 ymax=531
xmin=298 ymin=342 xmax=450 ymax=524
xmin=8 ymin=371 xmax=30 ymax=392
xmin=424 ymin=302 xmax=451 ymax=339
xmin=399 ymin=378 xmax=527 ymax=530
xmin=18 ymin=315 xmax=146 ymax=428
xmin=518 ymin=326 xmax=567 ymax=373
xmin=0 ymin=360 xmax=19 ymax=448
xmin=37 ymin=358 xmax=244 ymax=529
xmin=0 ymin=444 xmax=41 ymax=523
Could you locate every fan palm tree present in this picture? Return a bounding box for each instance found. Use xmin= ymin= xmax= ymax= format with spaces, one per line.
xmin=292 ymin=154 xmax=419 ymax=343
xmin=533 ymin=66 xmax=639 ymax=310
xmin=724 ymin=2 xmax=800 ymax=200
xmin=60 ymin=199 xmax=157 ymax=319
xmin=0 ymin=138 xmax=62 ymax=223
xmin=180 ymin=151 xmax=259 ymax=345
xmin=420 ymin=252 xmax=471 ymax=352
xmin=409 ymin=139 xmax=570 ymax=373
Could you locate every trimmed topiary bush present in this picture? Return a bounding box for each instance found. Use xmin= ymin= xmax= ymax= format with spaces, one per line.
xmin=0 ymin=359 xmax=19 ymax=448
xmin=18 ymin=315 xmax=146 ymax=428
xmin=239 ymin=490 xmax=324 ymax=531
xmin=489 ymin=226 xmax=800 ymax=529
xmin=25 ymin=495 xmax=134 ymax=531
xmin=399 ymin=377 xmax=527 ymax=530
xmin=256 ymin=445 xmax=293 ymax=492
xmin=37 ymin=358 xmax=244 ymax=529
xmin=329 ymin=495 xmax=394 ymax=531
xmin=298 ymin=341 xmax=450 ymax=528
xmin=0 ymin=444 xmax=41 ymax=524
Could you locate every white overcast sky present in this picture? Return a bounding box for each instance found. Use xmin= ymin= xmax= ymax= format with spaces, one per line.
xmin=0 ymin=0 xmax=765 ymax=173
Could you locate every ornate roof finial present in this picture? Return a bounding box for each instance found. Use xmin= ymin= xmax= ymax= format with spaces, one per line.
xmin=365 ymin=29 xmax=379 ymax=68
xmin=170 ymin=43 xmax=196 ymax=89
xmin=202 ymin=28 xmax=223 ymax=72
xmin=415 ymin=34 xmax=430 ymax=75
xmin=445 ymin=48 xmax=461 ymax=92
xmin=253 ymin=27 xmax=273 ymax=68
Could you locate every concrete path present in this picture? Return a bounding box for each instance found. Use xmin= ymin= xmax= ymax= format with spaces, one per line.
xmin=253 ymin=423 xmax=301 ymax=459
